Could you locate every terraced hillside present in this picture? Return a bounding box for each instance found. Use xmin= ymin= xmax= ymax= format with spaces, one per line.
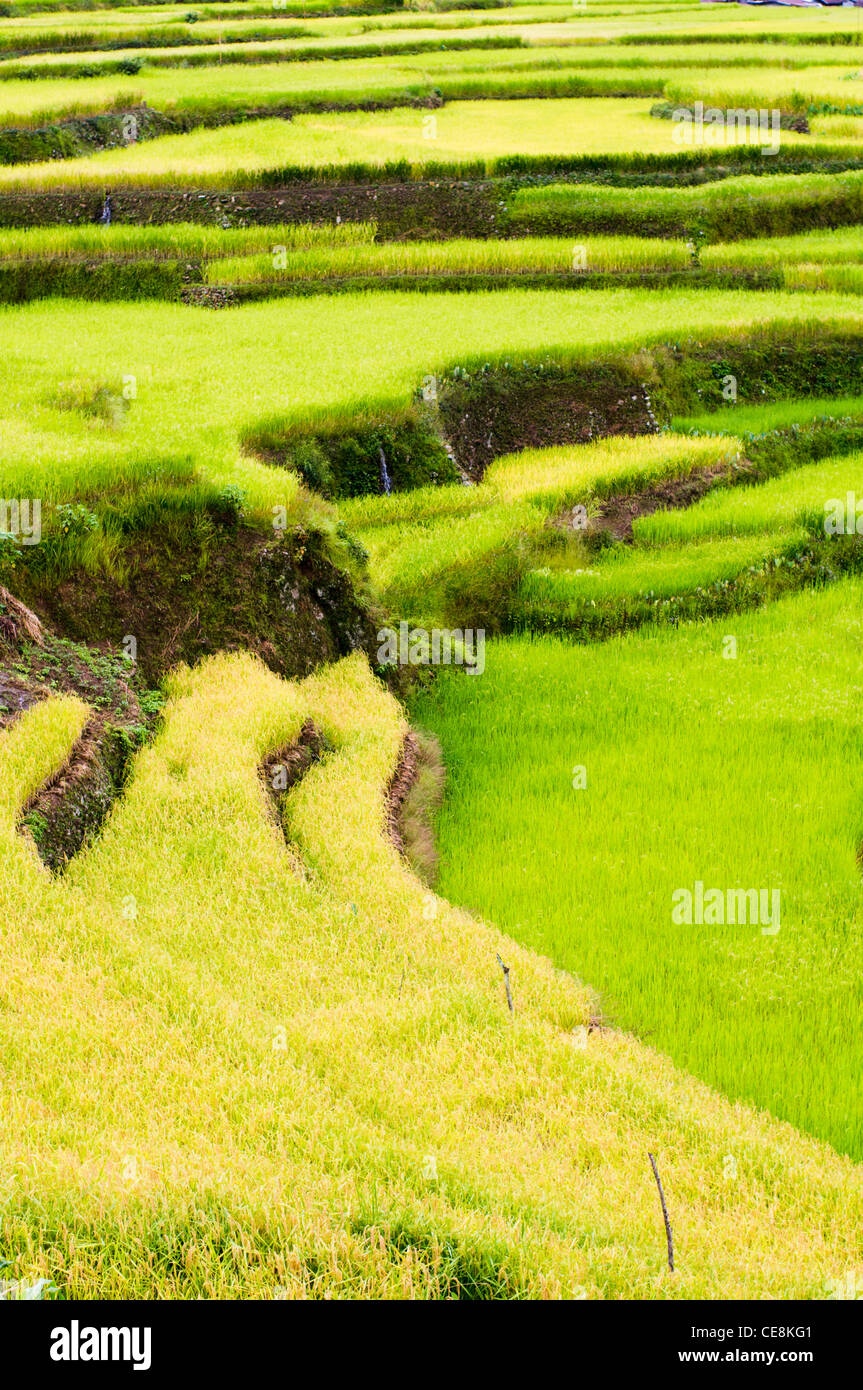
xmin=1 ymin=0 xmax=862 ymax=1312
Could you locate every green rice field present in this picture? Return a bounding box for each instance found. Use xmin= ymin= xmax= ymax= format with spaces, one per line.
xmin=1 ymin=0 xmax=862 ymax=1325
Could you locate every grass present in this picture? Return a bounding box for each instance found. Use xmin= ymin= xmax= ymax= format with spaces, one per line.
xmin=635 ymin=448 xmax=863 ymax=544
xmin=10 ymin=226 xmax=863 ymax=297
xmin=705 ymin=224 xmax=863 ymax=271
xmin=500 ymin=406 xmax=863 ymax=635
xmin=8 ymin=34 xmax=863 ymax=83
xmin=0 ymin=219 xmax=375 ymax=260
xmin=3 ymin=645 xmax=863 ymax=1297
xmin=674 ymin=394 xmax=863 ymax=437
xmin=664 ymin=65 xmax=863 ymax=118
xmin=0 ymin=51 xmax=672 ymax=127
xmin=349 ymin=433 xmax=740 ymax=621
xmin=0 ymin=96 xmax=805 ymax=189
xmin=205 ymin=233 xmax=693 ymax=285
xmin=0 ymin=286 xmax=856 ymax=507
xmin=11 ymin=227 xmax=863 ymax=305
xmin=411 ymin=577 xmax=863 ymax=1162
xmin=517 ymin=530 xmax=809 ymax=607
xmin=485 ymin=433 xmax=737 ymax=508
xmin=4 ymin=0 xmax=863 ymax=1301
xmin=357 ymin=498 xmax=546 ymax=627
xmin=782 ymin=263 xmax=863 ymax=295
xmin=508 ymin=169 xmax=863 ymax=240
xmin=3 ymin=0 xmax=860 ymax=54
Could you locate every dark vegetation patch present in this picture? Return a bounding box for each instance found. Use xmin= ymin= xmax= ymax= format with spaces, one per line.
xmin=649 ymin=100 xmax=811 ymax=134
xmin=0 ymin=256 xmax=188 ymax=302
xmin=506 ymin=178 xmax=863 ymax=242
xmin=732 ymin=413 xmax=863 ymax=476
xmin=350 ymin=1211 xmax=530 ymax=1299
xmin=186 ymin=268 xmax=772 ymax=307
xmin=0 ymin=106 xmax=180 ymax=166
xmin=0 ymin=263 xmax=792 ymax=308
xmin=0 ymin=25 xmax=323 ymax=60
xmin=652 ymin=337 xmax=863 ymax=424
xmin=8 ymin=517 xmax=377 ymax=685
xmin=582 ymin=457 xmax=750 ymax=544
xmin=250 ymin=410 xmax=457 ymax=499
xmin=260 ymin=718 xmax=330 ymax=837
xmin=0 ymin=587 xmax=163 ymax=871
xmin=620 ymin=29 xmax=863 ymax=48
xmin=0 ymin=180 xmax=501 ymax=237
xmin=518 ymin=535 xmax=863 ymax=642
xmin=385 ymin=728 xmax=445 ymax=885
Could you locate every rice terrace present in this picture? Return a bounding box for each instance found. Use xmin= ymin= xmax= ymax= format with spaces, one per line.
xmin=1 ymin=0 xmax=863 ymax=1340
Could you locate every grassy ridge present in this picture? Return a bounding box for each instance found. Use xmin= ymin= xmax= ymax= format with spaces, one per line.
xmin=508 ymin=170 xmax=863 ymax=239
xmin=7 ymin=227 xmax=863 ymax=304
xmin=518 ymin=531 xmax=809 ymax=607
xmin=636 ymin=447 xmax=863 ymax=544
xmin=4 ymin=47 xmax=863 ymax=134
xmin=0 ymin=99 xmax=849 ymax=192
xmin=205 ymin=234 xmax=693 ymax=285
xmin=0 ymin=287 xmax=857 ymax=505
xmin=201 ymin=225 xmax=863 ymax=294
xmin=0 ymin=51 xmax=669 ymax=127
xmin=0 ymin=217 xmax=374 ymax=258
xmin=6 ymin=36 xmax=863 ymax=83
xmin=504 ymin=400 xmax=863 ymax=635
xmin=349 ymin=434 xmax=740 ymax=623
xmin=675 ymin=394 xmax=863 ymax=436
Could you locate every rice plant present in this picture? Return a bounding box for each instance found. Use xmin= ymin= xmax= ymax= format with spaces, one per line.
xmin=3 ymin=647 xmax=863 ymax=1297
xmin=412 ymin=577 xmax=863 ymax=1160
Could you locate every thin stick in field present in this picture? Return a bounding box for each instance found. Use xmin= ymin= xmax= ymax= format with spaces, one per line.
xmin=648 ymin=1152 xmax=675 ymax=1273
xmin=496 ymin=952 xmax=514 ymax=1014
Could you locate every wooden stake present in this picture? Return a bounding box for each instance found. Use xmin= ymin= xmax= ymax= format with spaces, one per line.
xmin=648 ymin=1152 xmax=675 ymax=1273
xmin=496 ymin=953 xmax=514 ymax=1014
